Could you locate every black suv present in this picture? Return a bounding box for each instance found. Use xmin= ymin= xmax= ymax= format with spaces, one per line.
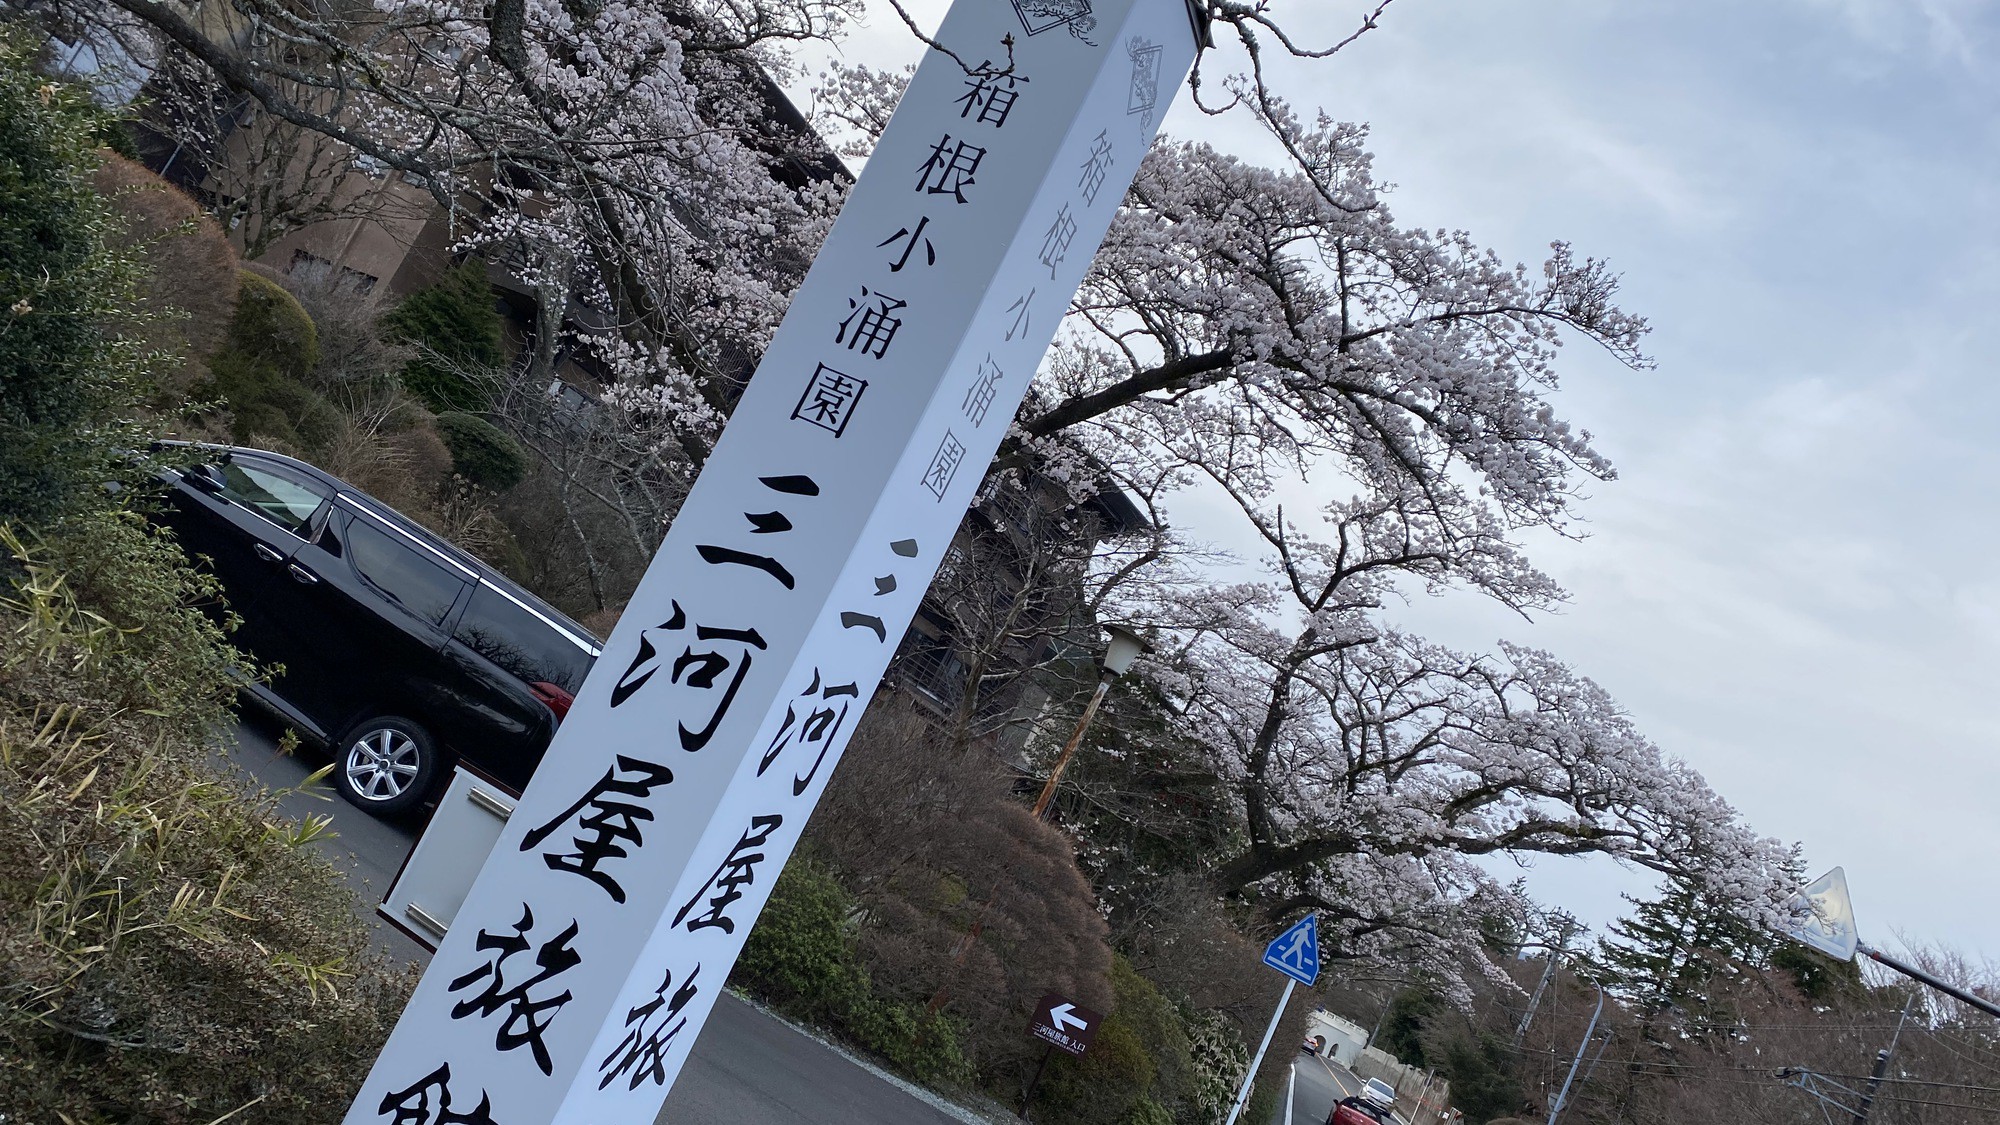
xmin=153 ymin=443 xmax=600 ymax=815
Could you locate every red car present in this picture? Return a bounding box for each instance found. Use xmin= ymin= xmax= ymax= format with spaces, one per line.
xmin=1328 ymin=1097 xmax=1393 ymax=1125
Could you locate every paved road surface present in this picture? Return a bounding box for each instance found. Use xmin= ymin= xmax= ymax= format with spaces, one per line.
xmin=227 ymin=716 xmax=971 ymax=1125
xmin=1280 ymin=1049 xmax=1364 ymax=1125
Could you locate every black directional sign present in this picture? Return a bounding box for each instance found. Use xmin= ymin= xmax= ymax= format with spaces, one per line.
xmin=1027 ymin=991 xmax=1103 ymax=1057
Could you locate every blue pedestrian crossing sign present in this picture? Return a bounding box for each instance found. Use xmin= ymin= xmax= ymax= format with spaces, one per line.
xmin=1262 ymin=913 xmax=1320 ymax=985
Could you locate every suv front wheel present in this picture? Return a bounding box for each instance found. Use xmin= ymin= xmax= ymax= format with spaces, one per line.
xmin=334 ymin=715 xmax=441 ymax=815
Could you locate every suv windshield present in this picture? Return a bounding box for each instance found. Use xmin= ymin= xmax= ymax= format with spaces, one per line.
xmin=216 ymin=459 xmax=327 ymax=536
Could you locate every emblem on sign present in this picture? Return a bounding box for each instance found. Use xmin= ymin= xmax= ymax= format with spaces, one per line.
xmin=1126 ymin=35 xmax=1163 ymax=130
xmin=1013 ymin=0 xmax=1098 ymax=42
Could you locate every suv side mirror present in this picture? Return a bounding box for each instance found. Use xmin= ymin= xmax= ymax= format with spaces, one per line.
xmin=185 ymin=464 xmax=228 ymax=494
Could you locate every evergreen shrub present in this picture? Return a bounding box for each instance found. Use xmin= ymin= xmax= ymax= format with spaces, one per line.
xmin=204 ymin=270 xmax=342 ymax=449
xmin=383 ymin=260 xmax=504 ymax=412
xmin=0 ymin=45 xmax=408 ymax=1120
xmin=436 ymin=411 xmax=528 ymax=491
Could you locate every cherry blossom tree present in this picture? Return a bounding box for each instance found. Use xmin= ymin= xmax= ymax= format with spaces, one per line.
xmin=1078 ymin=481 xmax=1792 ymax=985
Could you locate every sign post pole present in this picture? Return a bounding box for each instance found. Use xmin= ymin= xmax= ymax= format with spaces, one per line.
xmin=1019 ymin=1044 xmax=1055 ymax=1121
xmin=343 ymin=2 xmax=1206 ymax=1122
xmin=1780 ymin=868 xmax=2000 ymax=1021
xmin=1225 ymin=977 xmax=1295 ymax=1125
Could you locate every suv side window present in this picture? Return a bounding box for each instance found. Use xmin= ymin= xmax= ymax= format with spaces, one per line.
xmin=216 ymin=459 xmax=328 ymax=536
xmin=346 ymin=515 xmax=467 ymax=627
xmin=453 ymin=585 xmax=593 ymax=693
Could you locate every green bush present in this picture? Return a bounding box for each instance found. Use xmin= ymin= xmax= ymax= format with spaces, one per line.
xmin=1427 ymin=1030 xmax=1519 ymax=1123
xmin=0 ymin=44 xmax=409 ymax=1120
xmin=1182 ymin=1004 xmax=1251 ymax=1124
xmin=383 ymin=260 xmax=504 ymax=412
xmin=735 ymin=854 xmax=864 ymax=1021
xmin=734 ymin=856 xmax=975 ymax=1086
xmin=16 ymin=509 xmax=248 ymax=732
xmin=0 ymin=40 xmax=149 ymax=528
xmin=223 ymin=269 xmax=319 ymax=380
xmin=437 ymin=411 xmax=528 ymax=491
xmin=203 ymin=270 xmax=343 ymax=450
xmin=1246 ymin=1081 xmax=1281 ymax=1125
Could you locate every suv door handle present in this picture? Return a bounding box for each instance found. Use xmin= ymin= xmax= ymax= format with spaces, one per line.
xmin=254 ymin=543 xmax=284 ymax=563
xmin=287 ymin=564 xmax=320 ymax=585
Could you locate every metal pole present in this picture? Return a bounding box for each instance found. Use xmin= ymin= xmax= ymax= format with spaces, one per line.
xmin=1029 ymin=674 xmax=1112 ymax=819
xmin=1574 ymin=1026 xmax=1615 ymax=1094
xmin=1515 ymin=920 xmax=1575 ymax=1050
xmin=1545 ymin=984 xmax=1605 ymax=1125
xmin=1852 ymin=989 xmax=1918 ymax=1124
xmin=1858 ymin=942 xmax=2000 ymax=1021
xmin=1849 ymin=1049 xmax=1891 ymax=1125
xmin=1225 ymin=978 xmax=1297 ymax=1125
xmin=1367 ymin=991 xmax=1392 ymax=1049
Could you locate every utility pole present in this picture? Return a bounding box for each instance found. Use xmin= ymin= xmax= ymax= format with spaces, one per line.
xmin=1515 ymin=916 xmax=1579 ymax=1049
xmin=1851 ymin=990 xmax=1917 ymax=1125
xmin=1545 ymin=983 xmax=1605 ymax=1125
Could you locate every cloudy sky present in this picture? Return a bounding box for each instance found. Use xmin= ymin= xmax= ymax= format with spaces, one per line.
xmin=797 ymin=0 xmax=2000 ymax=959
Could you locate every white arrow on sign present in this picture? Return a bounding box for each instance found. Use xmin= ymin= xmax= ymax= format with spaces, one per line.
xmin=1049 ymin=1003 xmax=1087 ymax=1034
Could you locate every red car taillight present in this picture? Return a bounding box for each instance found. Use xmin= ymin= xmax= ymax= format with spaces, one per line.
xmin=530 ymin=681 xmax=575 ymax=723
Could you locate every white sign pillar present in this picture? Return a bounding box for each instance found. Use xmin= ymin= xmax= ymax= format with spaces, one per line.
xmin=345 ymin=1 xmax=1200 ymax=1121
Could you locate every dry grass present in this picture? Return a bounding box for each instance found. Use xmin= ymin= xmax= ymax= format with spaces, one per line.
xmin=0 ymin=517 xmax=408 ymax=1124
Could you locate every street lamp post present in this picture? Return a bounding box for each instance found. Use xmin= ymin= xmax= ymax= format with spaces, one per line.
xmin=1028 ymin=623 xmax=1149 ymax=820
xmin=926 ymin=624 xmax=1150 ymax=1015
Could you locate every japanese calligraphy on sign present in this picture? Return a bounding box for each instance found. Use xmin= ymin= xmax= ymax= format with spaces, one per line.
xmin=673 ymin=815 xmax=783 ymax=934
xmin=1078 ymin=131 xmax=1115 ymax=206
xmin=958 ymin=66 xmax=1029 ymax=127
xmin=916 ymin=136 xmax=987 ymax=203
xmin=792 ymin=364 xmax=868 ymax=436
xmin=345 ymin=2 xmax=1198 ymax=1121
xmin=520 ymin=755 xmax=674 ymax=903
xmin=963 ymin=354 xmax=1004 ymax=427
xmin=598 ymin=965 xmax=701 ymax=1092
xmin=878 ymin=218 xmax=937 ymax=272
xmin=378 ymin=1065 xmax=501 ymax=1125
xmin=921 ymin=431 xmax=968 ymax=500
xmin=447 ymin=905 xmax=581 ymax=1075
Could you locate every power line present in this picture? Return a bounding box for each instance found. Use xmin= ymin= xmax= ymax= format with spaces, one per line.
xmin=1515 ymin=1048 xmax=2000 ymax=1098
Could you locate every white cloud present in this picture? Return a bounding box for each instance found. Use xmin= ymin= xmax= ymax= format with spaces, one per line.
xmin=1790 ymin=0 xmax=1995 ymax=63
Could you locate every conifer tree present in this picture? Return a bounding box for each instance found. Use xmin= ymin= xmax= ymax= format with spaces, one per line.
xmin=1595 ymin=870 xmax=1771 ymax=1020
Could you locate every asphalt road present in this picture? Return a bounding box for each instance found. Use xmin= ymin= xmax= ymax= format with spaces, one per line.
xmin=227 ymin=715 xmax=976 ymax=1125
xmin=1281 ymin=1049 xmax=1366 ymax=1125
